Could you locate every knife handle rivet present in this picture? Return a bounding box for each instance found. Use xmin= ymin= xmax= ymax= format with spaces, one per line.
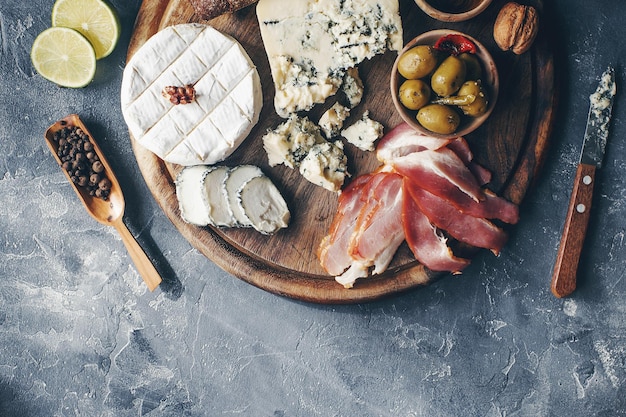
xmin=576 ymin=203 xmax=586 ymax=213
xmin=583 ymin=175 xmax=593 ymax=185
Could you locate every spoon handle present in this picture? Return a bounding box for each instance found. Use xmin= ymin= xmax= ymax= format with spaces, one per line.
xmin=113 ymin=218 xmax=163 ymax=291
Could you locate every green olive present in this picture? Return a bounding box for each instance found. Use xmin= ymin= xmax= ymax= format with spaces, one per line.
xmin=399 ymin=79 xmax=431 ymax=110
xmin=397 ymin=45 xmax=438 ymax=80
xmin=458 ymin=53 xmax=482 ymax=81
xmin=458 ymin=80 xmax=489 ymax=117
xmin=417 ymin=104 xmax=461 ymax=134
xmin=431 ymin=55 xmax=467 ymax=97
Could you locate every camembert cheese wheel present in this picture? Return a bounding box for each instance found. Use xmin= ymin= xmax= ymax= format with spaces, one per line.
xmin=121 ymin=23 xmax=262 ymax=166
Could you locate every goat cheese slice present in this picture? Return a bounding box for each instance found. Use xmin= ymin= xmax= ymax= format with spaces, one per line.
xmin=256 ymin=0 xmax=402 ymax=117
xmin=175 ymin=165 xmax=213 ymax=226
xmin=121 ymin=23 xmax=262 ymax=166
xmin=238 ymin=176 xmax=290 ymax=234
xmin=225 ymin=165 xmax=264 ymax=226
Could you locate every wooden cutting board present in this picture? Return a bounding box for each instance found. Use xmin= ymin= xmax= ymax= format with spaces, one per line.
xmin=127 ymin=0 xmax=556 ymax=303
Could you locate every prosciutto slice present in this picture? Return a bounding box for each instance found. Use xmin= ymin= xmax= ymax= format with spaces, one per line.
xmin=377 ymin=123 xmax=451 ymax=164
xmin=348 ymin=173 xmax=404 ymax=271
xmin=390 ymin=147 xmax=485 ymax=202
xmin=406 ymin=182 xmax=508 ymax=254
xmin=318 ymin=174 xmax=374 ymax=276
xmin=402 ymin=180 xmax=471 ymax=273
xmin=335 ymin=173 xmax=405 ymax=288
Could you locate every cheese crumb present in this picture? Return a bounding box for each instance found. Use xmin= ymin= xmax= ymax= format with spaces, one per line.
xmin=299 ymin=141 xmax=348 ymax=192
xmin=341 ymin=111 xmax=384 ymax=152
xmin=319 ymin=102 xmax=350 ymax=139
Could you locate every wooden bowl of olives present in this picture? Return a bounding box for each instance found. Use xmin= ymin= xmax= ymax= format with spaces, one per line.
xmin=415 ymin=0 xmax=493 ymax=22
xmin=390 ymin=29 xmax=498 ymax=139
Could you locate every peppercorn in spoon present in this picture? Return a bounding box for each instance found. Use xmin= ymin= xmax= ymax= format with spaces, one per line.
xmin=44 ymin=114 xmax=162 ymax=291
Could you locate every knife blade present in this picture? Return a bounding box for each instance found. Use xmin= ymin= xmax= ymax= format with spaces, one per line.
xmin=551 ymin=66 xmax=616 ymax=298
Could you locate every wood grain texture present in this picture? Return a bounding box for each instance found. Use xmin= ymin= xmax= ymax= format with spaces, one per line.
xmin=125 ymin=0 xmax=556 ymax=303
xmin=551 ymin=163 xmax=596 ymax=298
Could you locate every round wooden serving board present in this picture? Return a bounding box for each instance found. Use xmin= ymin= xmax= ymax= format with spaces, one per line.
xmin=127 ymin=0 xmax=556 ymax=303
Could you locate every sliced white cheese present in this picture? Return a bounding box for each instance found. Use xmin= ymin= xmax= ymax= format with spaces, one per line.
xmin=299 ymin=141 xmax=348 ymax=192
xmin=238 ymin=176 xmax=290 ymax=234
xmin=121 ymin=23 xmax=262 ymax=166
xmin=256 ymin=0 xmax=402 ymax=117
xmin=319 ymin=102 xmax=350 ymax=139
xmin=341 ymin=111 xmax=384 ymax=152
xmin=175 ymin=165 xmax=213 ymax=226
xmin=225 ymin=165 xmax=264 ymax=226
xmin=262 ymin=115 xmax=325 ymax=168
xmin=203 ymin=166 xmax=235 ymax=227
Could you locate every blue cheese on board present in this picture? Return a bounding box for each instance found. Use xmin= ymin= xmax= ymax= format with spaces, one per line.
xmin=256 ymin=0 xmax=402 ymax=117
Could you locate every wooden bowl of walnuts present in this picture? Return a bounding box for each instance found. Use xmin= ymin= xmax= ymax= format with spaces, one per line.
xmin=390 ymin=30 xmax=499 ymax=139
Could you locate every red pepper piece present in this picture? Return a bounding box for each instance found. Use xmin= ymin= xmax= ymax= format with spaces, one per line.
xmin=434 ymin=34 xmax=477 ymax=56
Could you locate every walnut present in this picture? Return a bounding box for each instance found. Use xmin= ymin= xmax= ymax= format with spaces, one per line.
xmin=162 ymin=84 xmax=196 ymax=105
xmin=493 ymin=2 xmax=539 ymax=55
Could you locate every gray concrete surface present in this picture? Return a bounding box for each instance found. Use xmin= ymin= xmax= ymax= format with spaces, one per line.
xmin=1 ymin=0 xmax=625 ymax=415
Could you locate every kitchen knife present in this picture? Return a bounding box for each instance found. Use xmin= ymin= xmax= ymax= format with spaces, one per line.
xmin=551 ymin=66 xmax=616 ymax=298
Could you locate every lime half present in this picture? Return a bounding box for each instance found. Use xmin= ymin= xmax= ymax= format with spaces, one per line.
xmin=31 ymin=26 xmax=97 ymax=88
xmin=52 ymin=0 xmax=120 ymax=60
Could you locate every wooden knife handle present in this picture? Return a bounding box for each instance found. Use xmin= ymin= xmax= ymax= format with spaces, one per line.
xmin=551 ymin=163 xmax=596 ymax=298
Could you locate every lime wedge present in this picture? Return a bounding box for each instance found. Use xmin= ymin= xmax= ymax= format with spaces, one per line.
xmin=31 ymin=26 xmax=97 ymax=88
xmin=51 ymin=0 xmax=120 ymax=60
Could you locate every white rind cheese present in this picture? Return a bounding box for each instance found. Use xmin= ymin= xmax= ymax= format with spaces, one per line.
xmin=121 ymin=23 xmax=262 ymax=166
xmin=341 ymin=111 xmax=384 ymax=152
xmin=256 ymin=0 xmax=402 ymax=117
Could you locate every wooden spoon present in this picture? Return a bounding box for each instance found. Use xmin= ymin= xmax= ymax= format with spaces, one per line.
xmin=44 ymin=114 xmax=162 ymax=291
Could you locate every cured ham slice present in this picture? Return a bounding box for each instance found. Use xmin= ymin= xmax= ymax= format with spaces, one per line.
xmin=405 ymin=176 xmax=519 ymax=224
xmin=402 ymin=181 xmax=471 ymax=273
xmin=318 ymin=174 xmax=374 ymax=276
xmin=406 ymin=182 xmax=508 ymax=254
xmin=391 ymin=147 xmax=485 ymax=202
xmin=321 ymin=173 xmax=405 ymax=289
xmin=376 ymin=123 xmax=451 ymax=164
xmin=446 ymin=137 xmax=492 ymax=185
xmin=347 ymin=173 xmax=404 ymax=273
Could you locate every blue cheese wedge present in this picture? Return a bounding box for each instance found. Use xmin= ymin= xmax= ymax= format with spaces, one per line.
xmin=256 ymin=0 xmax=402 ymax=117
xmin=121 ymin=23 xmax=262 ymax=166
xmin=341 ymin=111 xmax=384 ymax=152
xmin=299 ymin=141 xmax=348 ymax=192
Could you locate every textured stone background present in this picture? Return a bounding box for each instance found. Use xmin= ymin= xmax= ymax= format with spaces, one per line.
xmin=1 ymin=0 xmax=625 ymax=416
